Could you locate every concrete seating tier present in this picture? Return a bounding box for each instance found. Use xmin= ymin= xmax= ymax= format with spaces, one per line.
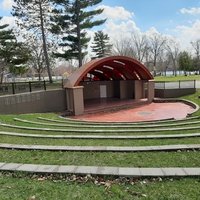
xmin=1 ymin=122 xmax=200 ymax=133
xmin=13 ymin=117 xmax=200 ymax=129
xmin=0 ymin=115 xmax=200 ymax=178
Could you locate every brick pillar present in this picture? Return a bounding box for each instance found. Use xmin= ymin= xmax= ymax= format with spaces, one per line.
xmin=119 ymin=81 xmax=127 ymax=99
xmin=134 ymin=80 xmax=144 ymax=100
xmin=66 ymin=86 xmax=84 ymax=115
xmin=147 ymin=80 xmax=155 ymax=102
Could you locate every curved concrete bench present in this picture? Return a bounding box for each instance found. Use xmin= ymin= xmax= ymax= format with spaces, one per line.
xmin=0 ymin=143 xmax=200 ymax=152
xmin=41 ymin=115 xmax=200 ymax=125
xmin=1 ymin=122 xmax=200 ymax=133
xmin=13 ymin=118 xmax=200 ymax=129
xmin=1 ymin=131 xmax=200 ymax=139
xmin=0 ymin=162 xmax=200 ymax=177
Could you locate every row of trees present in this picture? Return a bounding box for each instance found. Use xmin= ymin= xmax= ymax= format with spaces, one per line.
xmin=113 ymin=31 xmax=200 ymax=76
xmin=0 ymin=0 xmax=200 ymax=84
xmin=0 ymin=17 xmax=30 ymax=83
xmin=10 ymin=0 xmax=110 ymax=83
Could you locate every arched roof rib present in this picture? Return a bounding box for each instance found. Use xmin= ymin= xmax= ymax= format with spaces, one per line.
xmin=95 ymin=66 xmax=125 ymax=80
xmin=99 ymin=61 xmax=138 ymax=80
xmin=65 ymin=56 xmax=153 ymax=88
xmin=89 ymin=71 xmax=110 ymax=81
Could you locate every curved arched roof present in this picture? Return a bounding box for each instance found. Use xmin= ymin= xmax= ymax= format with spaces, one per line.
xmin=65 ymin=56 xmax=153 ymax=88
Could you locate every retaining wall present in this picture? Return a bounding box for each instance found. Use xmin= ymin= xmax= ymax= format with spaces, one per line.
xmin=0 ymin=89 xmax=66 ymax=114
xmin=0 ymin=87 xmax=197 ymax=115
xmin=155 ymin=88 xmax=196 ymax=98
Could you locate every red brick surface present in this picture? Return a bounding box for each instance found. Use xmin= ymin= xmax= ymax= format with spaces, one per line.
xmin=74 ymin=102 xmax=194 ymax=122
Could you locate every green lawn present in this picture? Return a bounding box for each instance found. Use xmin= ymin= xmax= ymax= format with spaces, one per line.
xmin=0 ymin=149 xmax=200 ymax=167
xmin=0 ymin=91 xmax=200 ymax=199
xmin=154 ymin=74 xmax=200 ymax=81
xmin=1 ymin=135 xmax=200 ymax=146
xmin=0 ymin=175 xmax=200 ymax=200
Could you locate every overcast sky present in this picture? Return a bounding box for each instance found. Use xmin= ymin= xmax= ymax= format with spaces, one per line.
xmin=1 ymin=0 xmax=200 ymax=50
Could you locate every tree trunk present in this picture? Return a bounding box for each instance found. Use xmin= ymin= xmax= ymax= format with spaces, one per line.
xmin=0 ymin=73 xmax=3 ymax=84
xmin=76 ymin=0 xmax=82 ymax=67
xmin=153 ymin=56 xmax=157 ymax=77
xmin=38 ymin=71 xmax=41 ymax=81
xmin=39 ymin=1 xmax=53 ymax=83
xmin=0 ymin=66 xmax=4 ymax=84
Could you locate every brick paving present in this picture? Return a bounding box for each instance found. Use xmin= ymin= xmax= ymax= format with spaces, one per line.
xmin=74 ymin=102 xmax=195 ymax=122
xmin=0 ymin=162 xmax=200 ymax=177
xmin=0 ymin=143 xmax=200 ymax=152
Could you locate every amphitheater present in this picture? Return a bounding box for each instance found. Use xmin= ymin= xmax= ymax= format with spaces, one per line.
xmin=0 ymin=56 xmax=200 ymax=182
xmin=0 ymin=111 xmax=200 ymax=177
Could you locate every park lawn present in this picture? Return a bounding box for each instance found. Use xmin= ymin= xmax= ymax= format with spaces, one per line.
xmin=0 ymin=149 xmax=200 ymax=167
xmin=0 ymin=174 xmax=200 ymax=200
xmin=0 ymin=90 xmax=200 ymax=199
xmin=1 ymin=135 xmax=200 ymax=146
xmin=154 ymin=74 xmax=200 ymax=81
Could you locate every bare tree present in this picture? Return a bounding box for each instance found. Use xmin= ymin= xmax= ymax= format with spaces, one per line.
xmin=26 ymin=35 xmax=56 ymax=81
xmin=165 ymin=38 xmax=180 ymax=76
xmin=112 ymin=37 xmax=133 ymax=57
xmin=148 ymin=32 xmax=166 ymax=76
xmin=191 ymin=39 xmax=200 ymax=74
xmin=130 ymin=32 xmax=149 ymax=63
xmin=29 ymin=39 xmax=46 ymax=81
xmin=13 ymin=0 xmax=53 ymax=83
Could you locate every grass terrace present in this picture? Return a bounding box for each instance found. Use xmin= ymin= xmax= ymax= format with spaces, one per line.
xmin=0 ymin=90 xmax=200 ymax=199
xmin=154 ymin=74 xmax=200 ymax=82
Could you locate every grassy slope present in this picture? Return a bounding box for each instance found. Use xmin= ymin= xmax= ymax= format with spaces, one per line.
xmin=0 ymin=91 xmax=200 ymax=199
xmin=0 ymin=150 xmax=200 ymax=167
xmin=0 ymin=175 xmax=200 ymax=200
xmin=154 ymin=74 xmax=200 ymax=81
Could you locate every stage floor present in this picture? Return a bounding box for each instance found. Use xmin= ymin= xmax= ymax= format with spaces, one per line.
xmin=73 ymin=99 xmax=195 ymax=122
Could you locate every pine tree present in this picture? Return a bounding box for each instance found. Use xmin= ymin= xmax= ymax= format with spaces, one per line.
xmin=53 ymin=0 xmax=106 ymax=67
xmin=0 ymin=17 xmax=30 ymax=83
xmin=91 ymin=31 xmax=112 ymax=59
xmin=12 ymin=0 xmax=53 ymax=83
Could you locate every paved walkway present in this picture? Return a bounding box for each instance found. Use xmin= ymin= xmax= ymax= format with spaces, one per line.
xmin=0 ymin=162 xmax=200 ymax=177
xmin=1 ymin=143 xmax=200 ymax=152
xmin=1 ymin=131 xmax=200 ymax=139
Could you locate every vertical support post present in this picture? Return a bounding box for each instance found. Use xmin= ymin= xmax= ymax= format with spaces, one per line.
xmin=179 ymin=80 xmax=181 ymax=89
xmin=29 ymin=82 xmax=32 ymax=93
xmin=66 ymin=86 xmax=84 ymax=115
xmin=134 ymin=80 xmax=144 ymax=100
xmin=44 ymin=80 xmax=46 ymax=91
xmin=12 ymin=83 xmax=15 ymax=94
xmin=147 ymin=80 xmax=155 ymax=102
xmin=61 ymin=79 xmax=64 ymax=88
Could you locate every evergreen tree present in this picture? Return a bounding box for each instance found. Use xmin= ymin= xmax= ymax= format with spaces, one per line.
xmin=91 ymin=31 xmax=112 ymax=59
xmin=53 ymin=0 xmax=106 ymax=67
xmin=12 ymin=0 xmax=53 ymax=83
xmin=179 ymin=51 xmax=192 ymax=75
xmin=0 ymin=17 xmax=30 ymax=83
